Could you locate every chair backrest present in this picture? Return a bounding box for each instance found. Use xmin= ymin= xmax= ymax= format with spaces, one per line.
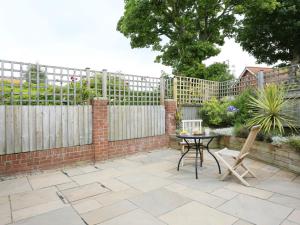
xmin=182 ymin=120 xmax=202 ymax=135
xmin=238 ymin=125 xmax=261 ymax=159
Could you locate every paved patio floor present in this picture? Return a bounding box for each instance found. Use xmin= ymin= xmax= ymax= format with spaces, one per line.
xmin=0 ymin=148 xmax=300 ymax=225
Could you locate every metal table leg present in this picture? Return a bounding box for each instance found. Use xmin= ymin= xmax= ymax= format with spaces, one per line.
xmin=206 ymin=137 xmax=221 ymax=174
xmin=177 ymin=138 xmax=190 ymax=171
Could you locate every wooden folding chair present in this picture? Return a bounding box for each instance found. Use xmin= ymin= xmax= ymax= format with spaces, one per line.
xmin=179 ymin=120 xmax=203 ymax=166
xmin=215 ymin=125 xmax=261 ymax=186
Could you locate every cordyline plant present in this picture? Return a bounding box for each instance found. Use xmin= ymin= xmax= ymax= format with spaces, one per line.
xmin=247 ymin=84 xmax=296 ymax=135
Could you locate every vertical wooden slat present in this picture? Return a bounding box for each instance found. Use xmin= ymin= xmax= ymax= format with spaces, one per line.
xmin=73 ymin=106 xmax=79 ymax=146
xmin=14 ymin=106 xmax=22 ymax=153
xmin=42 ymin=106 xmax=50 ymax=150
xmin=5 ymin=106 xmax=14 ymax=153
xmin=21 ymin=106 xmax=29 ymax=152
xmin=88 ymin=105 xmax=93 ymax=144
xmin=55 ymin=106 xmax=62 ymax=148
xmin=67 ymin=106 xmax=74 ymax=146
xmin=0 ymin=106 xmax=6 ymax=154
xmin=62 ymin=106 xmax=68 ymax=147
xmin=35 ymin=106 xmax=43 ymax=150
xmin=49 ymin=106 xmax=56 ymax=149
xmin=78 ymin=105 xmax=84 ymax=145
xmin=29 ymin=106 xmax=36 ymax=151
xmin=122 ymin=106 xmax=126 ymax=140
xmin=83 ymin=106 xmax=89 ymax=144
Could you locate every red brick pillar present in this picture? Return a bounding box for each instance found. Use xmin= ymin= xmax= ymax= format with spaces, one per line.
xmin=92 ymin=98 xmax=109 ymax=161
xmin=165 ymin=99 xmax=177 ymax=136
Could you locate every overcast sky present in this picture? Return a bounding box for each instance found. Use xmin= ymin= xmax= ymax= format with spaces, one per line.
xmin=0 ymin=0 xmax=268 ymax=77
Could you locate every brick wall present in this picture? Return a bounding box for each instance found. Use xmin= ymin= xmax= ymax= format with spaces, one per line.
xmin=0 ymin=98 xmax=177 ymax=175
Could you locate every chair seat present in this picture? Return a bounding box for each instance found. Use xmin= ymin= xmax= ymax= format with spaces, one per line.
xmin=216 ymin=148 xmax=240 ymax=157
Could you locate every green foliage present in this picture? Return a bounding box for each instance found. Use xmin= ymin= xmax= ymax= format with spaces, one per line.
xmin=25 ymin=65 xmax=47 ymax=84
xmin=247 ymin=84 xmax=296 ymax=135
xmin=232 ymin=89 xmax=255 ymax=124
xmin=287 ymin=136 xmax=300 ymax=151
xmin=237 ymin=0 xmax=300 ymax=64
xmin=117 ymin=0 xmax=243 ymax=79
xmin=204 ymin=63 xmax=235 ymax=81
xmin=234 ymin=123 xmax=272 ymax=142
xmin=199 ymin=97 xmax=233 ymax=127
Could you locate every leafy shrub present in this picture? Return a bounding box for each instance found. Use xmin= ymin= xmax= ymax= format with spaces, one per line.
xmin=200 ymin=97 xmax=233 ymax=127
xmin=287 ymin=136 xmax=300 ymax=151
xmin=234 ymin=123 xmax=271 ymax=142
xmin=233 ymin=123 xmax=249 ymax=138
xmin=232 ymin=89 xmax=255 ymax=125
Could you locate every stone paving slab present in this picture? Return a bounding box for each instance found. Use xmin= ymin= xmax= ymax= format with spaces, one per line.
xmin=0 ymin=177 xmax=32 ymax=196
xmin=268 ymin=193 xmax=300 ymax=209
xmin=256 ymin=180 xmax=300 ymax=199
xmin=71 ymin=168 xmax=122 ymax=186
xmin=225 ymin=183 xmax=273 ymax=199
xmin=12 ymin=206 xmax=85 ymax=225
xmin=81 ymin=200 xmax=137 ymax=225
xmin=160 ymin=201 xmax=238 ymax=225
xmin=129 ymin=188 xmax=190 ymax=216
xmin=0 ymin=196 xmax=11 ymax=225
xmin=94 ymin=188 xmax=141 ymax=206
xmin=28 ymin=172 xmax=71 ymax=189
xmin=211 ymin=188 xmax=239 ymax=200
xmin=12 ymin=201 xmax=66 ymax=222
xmin=72 ymin=198 xmax=103 ymax=214
xmin=99 ymin=209 xmax=166 ymax=225
xmin=61 ymin=183 xmax=109 ymax=202
xmin=10 ymin=187 xmax=59 ymax=211
xmin=117 ymin=173 xmax=172 ymax=192
xmin=218 ymin=194 xmax=293 ymax=225
xmin=288 ymin=209 xmax=300 ymax=224
xmin=172 ymin=186 xmax=226 ymax=208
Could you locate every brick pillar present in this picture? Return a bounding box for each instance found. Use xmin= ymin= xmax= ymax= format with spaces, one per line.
xmin=92 ymin=98 xmax=109 ymax=161
xmin=165 ymin=99 xmax=177 ymax=136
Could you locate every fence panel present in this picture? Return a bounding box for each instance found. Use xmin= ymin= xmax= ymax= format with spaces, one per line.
xmin=109 ymin=105 xmax=165 ymax=141
xmin=182 ymin=106 xmax=201 ymax=120
xmin=0 ymin=105 xmax=92 ymax=155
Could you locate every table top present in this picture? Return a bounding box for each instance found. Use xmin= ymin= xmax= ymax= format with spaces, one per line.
xmin=176 ymin=133 xmax=220 ymax=139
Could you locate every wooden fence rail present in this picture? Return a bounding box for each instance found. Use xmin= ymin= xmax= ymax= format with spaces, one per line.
xmin=0 ymin=105 xmax=92 ymax=155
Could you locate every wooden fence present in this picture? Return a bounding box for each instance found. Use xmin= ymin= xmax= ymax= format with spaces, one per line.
xmin=109 ymin=105 xmax=165 ymax=141
xmin=0 ymin=105 xmax=92 ymax=155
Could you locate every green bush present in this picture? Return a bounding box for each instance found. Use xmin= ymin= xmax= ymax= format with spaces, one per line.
xmin=234 ymin=123 xmax=271 ymax=142
xmin=232 ymin=89 xmax=255 ymax=125
xmin=199 ymin=97 xmax=233 ymax=127
xmin=287 ymin=136 xmax=300 ymax=151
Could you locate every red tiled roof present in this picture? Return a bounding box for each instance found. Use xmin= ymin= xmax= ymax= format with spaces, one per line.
xmin=239 ymin=66 xmax=273 ymax=78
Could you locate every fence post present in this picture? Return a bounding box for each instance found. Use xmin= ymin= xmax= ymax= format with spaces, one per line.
xmin=257 ymin=70 xmax=264 ymax=90
xmin=160 ymin=77 xmax=165 ymax=105
xmin=102 ymin=69 xmax=107 ymax=98
xmin=173 ymin=77 xmax=177 ymax=102
xmin=85 ymin=67 xmax=91 ymax=103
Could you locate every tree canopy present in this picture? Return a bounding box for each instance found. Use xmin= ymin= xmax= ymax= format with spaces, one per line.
xmin=236 ymin=0 xmax=300 ymax=65
xmin=117 ymin=0 xmax=243 ymax=79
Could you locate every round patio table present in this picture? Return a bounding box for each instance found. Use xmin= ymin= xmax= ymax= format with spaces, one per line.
xmin=176 ymin=133 xmax=221 ymax=179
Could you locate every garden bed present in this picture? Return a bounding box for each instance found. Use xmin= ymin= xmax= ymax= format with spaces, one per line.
xmin=169 ymin=135 xmax=300 ymax=174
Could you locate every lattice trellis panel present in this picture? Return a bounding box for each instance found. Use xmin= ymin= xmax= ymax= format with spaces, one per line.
xmin=107 ymin=72 xmax=161 ymax=105
xmin=175 ymin=76 xmax=219 ymax=105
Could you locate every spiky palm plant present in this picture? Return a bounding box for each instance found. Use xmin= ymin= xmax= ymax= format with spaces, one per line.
xmin=247 ymin=84 xmax=295 ymax=135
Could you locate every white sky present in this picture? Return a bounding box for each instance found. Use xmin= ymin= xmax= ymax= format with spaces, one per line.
xmin=0 ymin=0 xmax=268 ymax=78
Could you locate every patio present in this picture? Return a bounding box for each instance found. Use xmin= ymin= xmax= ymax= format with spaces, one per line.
xmin=0 ymin=148 xmax=299 ymax=225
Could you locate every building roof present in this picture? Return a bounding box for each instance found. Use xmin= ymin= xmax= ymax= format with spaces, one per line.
xmin=239 ymin=66 xmax=273 ymax=78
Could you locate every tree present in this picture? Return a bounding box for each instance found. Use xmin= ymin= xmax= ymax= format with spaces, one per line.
xmin=236 ymin=0 xmax=300 ymax=65
xmin=25 ymin=65 xmax=47 ymax=84
xmin=117 ymin=0 xmax=242 ymax=79
xmin=204 ymin=62 xmax=234 ymax=81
